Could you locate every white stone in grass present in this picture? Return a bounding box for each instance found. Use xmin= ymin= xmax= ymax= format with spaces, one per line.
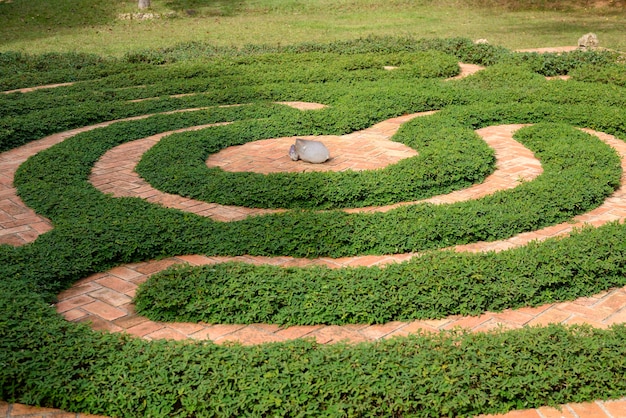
xmin=288 ymin=138 xmax=330 ymax=164
xmin=578 ymin=33 xmax=599 ymax=48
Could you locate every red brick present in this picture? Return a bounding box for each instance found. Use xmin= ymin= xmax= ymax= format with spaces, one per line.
xmin=384 ymin=321 xmax=438 ymax=339
xmin=95 ymin=276 xmax=137 ymax=294
xmin=274 ymin=325 xmax=324 ymax=340
xmin=176 ymin=254 xmax=213 ymax=265
xmin=216 ymin=327 xmax=286 ymax=345
xmin=443 ymin=313 xmax=494 ymax=330
xmin=493 ymin=309 xmax=536 ymax=326
xmin=602 ymin=309 xmax=626 ymax=326
xmin=601 ymin=398 xmax=626 ymax=417
xmin=167 ymin=322 xmax=206 ymax=336
xmin=568 ymin=401 xmax=612 ymax=417
xmin=79 ymin=316 xmax=123 ymax=333
xmin=62 ymin=309 xmax=88 ymax=322
xmin=82 ymin=300 xmax=127 ymax=321
xmin=107 ymin=266 xmax=143 ymax=281
xmin=88 ymin=288 xmax=132 ymax=307
xmin=358 ymin=321 xmax=407 ymax=340
xmin=126 ymin=321 xmax=165 ymax=338
xmin=145 ymin=327 xmax=188 ymax=341
xmin=596 ymin=292 xmax=626 ymax=311
xmin=113 ymin=314 xmax=149 ymax=329
xmin=55 ymin=295 xmax=95 ymax=313
xmin=57 ymin=282 xmax=102 ymax=300
xmin=194 ymin=324 xmax=246 ymax=341
xmin=536 ymin=405 xmax=577 ymax=417
xmin=526 ymin=309 xmax=571 ymax=326
xmin=308 ymin=325 xmax=368 ymax=344
xmin=133 ymin=258 xmax=180 ymax=275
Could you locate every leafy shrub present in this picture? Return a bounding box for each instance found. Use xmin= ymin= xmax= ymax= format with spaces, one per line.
xmin=2 ymin=37 xmax=626 ymax=417
xmin=501 ymin=49 xmax=620 ymax=76
xmin=0 ymin=51 xmax=145 ymax=91
xmin=134 ymin=219 xmax=626 ymax=325
xmin=4 ymin=285 xmax=626 ymax=417
xmin=570 ymin=63 xmax=626 ymax=86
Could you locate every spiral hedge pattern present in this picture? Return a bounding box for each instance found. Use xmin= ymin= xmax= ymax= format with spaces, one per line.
xmin=2 ymin=37 xmax=626 ymax=417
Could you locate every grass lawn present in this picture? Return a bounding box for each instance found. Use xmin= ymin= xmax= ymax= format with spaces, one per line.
xmin=0 ymin=0 xmax=625 ymax=56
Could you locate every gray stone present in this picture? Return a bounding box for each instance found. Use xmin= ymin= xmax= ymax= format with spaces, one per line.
xmin=578 ymin=33 xmax=599 ymax=48
xmin=289 ymin=138 xmax=330 ymax=164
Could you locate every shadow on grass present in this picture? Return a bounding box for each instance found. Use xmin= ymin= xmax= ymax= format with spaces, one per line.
xmin=0 ymin=0 xmax=122 ymax=45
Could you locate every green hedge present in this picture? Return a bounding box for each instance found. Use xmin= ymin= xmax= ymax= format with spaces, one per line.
xmin=136 ymin=105 xmax=495 ymax=210
xmin=2 ymin=38 xmax=626 ymax=417
xmin=135 ymin=220 xmax=626 ymax=326
xmin=14 ymin=116 xmax=621 ymax=259
xmin=570 ymin=62 xmax=626 ymax=87
xmin=4 ymin=284 xmax=626 ymax=417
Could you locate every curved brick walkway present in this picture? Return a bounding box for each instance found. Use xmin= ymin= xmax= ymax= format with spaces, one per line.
xmin=0 ymin=108 xmax=216 ymax=246
xmin=91 ymin=116 xmax=542 ymax=220
xmin=2 ymin=398 xmax=625 ymax=418
xmin=0 ymin=103 xmax=328 ymax=243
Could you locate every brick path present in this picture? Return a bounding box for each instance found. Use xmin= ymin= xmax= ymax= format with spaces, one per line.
xmin=5 ymin=53 xmax=626 ymax=417
xmin=0 ymin=108 xmax=215 ymax=246
xmin=2 ymin=396 xmax=626 ymax=418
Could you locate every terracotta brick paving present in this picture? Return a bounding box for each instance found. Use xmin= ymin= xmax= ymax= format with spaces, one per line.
xmin=3 ymin=397 xmax=625 ymax=418
xmin=0 ymin=108 xmax=214 ymax=246
xmin=59 ymin=250 xmax=626 ymax=345
xmin=5 ymin=50 xmax=626 ymax=417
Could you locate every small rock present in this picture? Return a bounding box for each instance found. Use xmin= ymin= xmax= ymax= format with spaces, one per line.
xmin=578 ymin=33 xmax=599 ymax=48
xmin=474 ymin=39 xmax=489 ymax=44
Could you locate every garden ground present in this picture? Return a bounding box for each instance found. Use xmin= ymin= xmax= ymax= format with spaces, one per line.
xmin=2 ymin=44 xmax=626 ymax=416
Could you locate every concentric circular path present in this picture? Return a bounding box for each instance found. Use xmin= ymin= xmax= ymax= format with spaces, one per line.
xmin=4 ymin=51 xmax=626 ymax=417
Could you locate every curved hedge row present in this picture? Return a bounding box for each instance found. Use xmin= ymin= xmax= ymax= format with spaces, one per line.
xmin=14 ymin=109 xmax=621 ymax=257
xmin=130 ymin=122 xmax=621 ymax=325
xmin=135 ymin=219 xmax=626 ymax=326
xmin=2 ymin=38 xmax=626 ymax=417
xmin=136 ymin=108 xmax=496 ymax=210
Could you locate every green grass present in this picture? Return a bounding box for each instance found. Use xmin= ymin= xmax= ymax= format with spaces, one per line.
xmin=0 ymin=0 xmax=625 ymax=57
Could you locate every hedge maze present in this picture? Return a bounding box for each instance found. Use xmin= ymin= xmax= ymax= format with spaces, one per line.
xmin=2 ymin=37 xmax=626 ymax=417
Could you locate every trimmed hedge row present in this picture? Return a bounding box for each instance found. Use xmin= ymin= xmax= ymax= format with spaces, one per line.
xmin=1 ymin=40 xmax=622 ymax=153
xmin=3 ymin=283 xmax=626 ymax=417
xmin=15 ymin=107 xmax=621 ymax=258
xmin=135 ymin=221 xmax=626 ymax=326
